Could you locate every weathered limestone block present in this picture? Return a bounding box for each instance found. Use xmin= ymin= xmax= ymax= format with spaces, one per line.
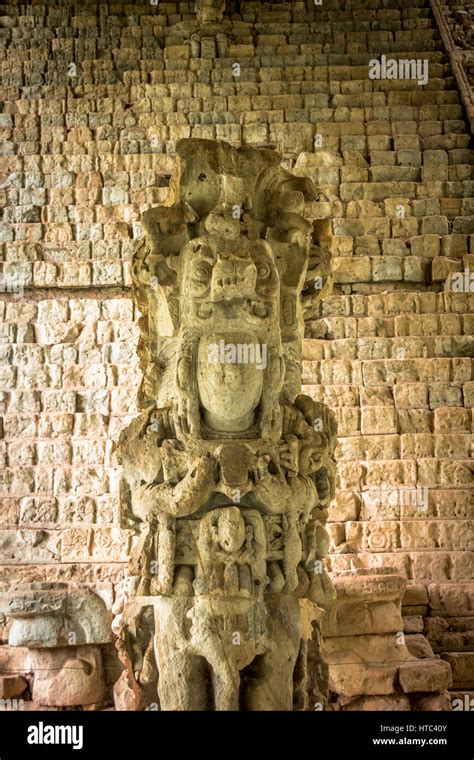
xmin=325 ymin=571 xmax=406 ymax=701
xmin=327 ymin=652 xmax=397 ymax=699
xmin=0 ymin=674 xmax=28 ymax=700
xmin=441 ymin=653 xmax=474 ymax=689
xmin=0 ymin=584 xmax=112 ymax=648
xmin=324 ymin=570 xmax=453 ymax=707
xmin=113 ymin=670 xmax=141 ymax=712
xmin=30 ymin=646 xmax=104 ymax=707
xmin=411 ymin=692 xmax=453 ymax=711
xmin=403 ymin=615 xmax=424 ymax=634
xmin=398 ymin=660 xmax=452 ymax=694
xmin=428 ymin=583 xmax=474 ymax=616
xmin=336 ymin=694 xmax=411 ymax=712
xmin=326 ymin=633 xmax=411 ymax=664
xmin=405 ymin=634 xmax=435 ymax=659
xmin=0 ymin=530 xmax=60 ymax=563
xmin=403 ymin=584 xmax=429 ymax=606
xmin=115 ymin=139 xmax=337 ymax=711
xmin=322 ymin=571 xmax=405 ymax=637
xmin=0 ymin=645 xmax=31 ymax=674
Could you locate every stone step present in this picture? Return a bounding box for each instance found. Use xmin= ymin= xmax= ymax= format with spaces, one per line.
xmin=0 ymin=307 xmax=467 ymax=339
xmin=2 ymin=79 xmax=459 ymax=100
xmin=335 ymin=421 xmax=474 ymax=445
xmin=1 ymin=51 xmax=451 ymax=65
xmin=2 ymin=36 xmax=444 ymax=52
xmin=315 ymin=292 xmax=474 ymax=317
xmin=0 ymin=70 xmax=461 ymax=99
xmin=302 ymin=335 xmax=474 ymax=359
xmin=301 ymin=357 xmax=471 ymax=386
xmin=3 ymin=92 xmax=463 ymax=120
xmin=304 ymin=381 xmax=473 ymax=408
xmin=337 ymin=178 xmax=474 ymax=200
xmin=1 ymin=7 xmax=436 ymax=25
xmin=327 ymin=551 xmax=471 ymax=581
xmin=0 ymin=4 xmax=436 ymax=20
xmin=0 ymin=335 xmax=472 ymax=365
xmin=3 ymin=103 xmax=465 ymax=121
xmin=331 ymin=213 xmax=471 ymax=233
xmin=308 ymin=314 xmax=473 ymax=338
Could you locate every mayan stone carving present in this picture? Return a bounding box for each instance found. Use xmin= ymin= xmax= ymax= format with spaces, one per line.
xmin=195 ymin=0 xmax=225 ymax=25
xmin=115 ymin=138 xmax=337 ymax=711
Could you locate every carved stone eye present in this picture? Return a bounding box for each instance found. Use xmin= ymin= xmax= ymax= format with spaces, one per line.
xmin=193 ymin=264 xmax=211 ymax=282
xmin=251 ymin=302 xmax=268 ymax=318
xmin=257 ymin=264 xmax=270 ymax=278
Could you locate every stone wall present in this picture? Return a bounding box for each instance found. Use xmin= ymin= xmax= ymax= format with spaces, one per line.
xmin=0 ymin=0 xmax=472 ymax=709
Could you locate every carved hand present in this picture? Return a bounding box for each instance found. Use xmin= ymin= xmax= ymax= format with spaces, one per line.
xmin=251 ymin=454 xmax=271 ymax=482
xmin=278 ymin=439 xmax=299 ymax=477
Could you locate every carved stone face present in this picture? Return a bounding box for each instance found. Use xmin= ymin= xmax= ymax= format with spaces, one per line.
xmin=181 ymin=236 xmax=279 ymax=315
xmin=216 ymin=508 xmax=246 ymax=553
xmin=299 ymin=443 xmax=323 ymax=475
xmin=197 ymin=333 xmax=264 ymax=432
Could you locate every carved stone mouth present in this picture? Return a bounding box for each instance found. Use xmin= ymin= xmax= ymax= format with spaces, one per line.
xmin=196 ymin=302 xmax=213 ymax=318
xmin=210 ymin=288 xmax=254 ymax=303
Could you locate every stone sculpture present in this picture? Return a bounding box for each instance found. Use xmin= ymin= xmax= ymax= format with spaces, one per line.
xmin=195 ymin=0 xmax=225 ymax=25
xmin=115 ymin=138 xmax=337 ymax=711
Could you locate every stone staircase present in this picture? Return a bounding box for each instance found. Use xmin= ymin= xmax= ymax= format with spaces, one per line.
xmin=0 ymin=0 xmax=472 ymax=709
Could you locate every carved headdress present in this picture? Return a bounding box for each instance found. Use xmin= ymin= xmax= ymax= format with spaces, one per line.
xmin=131 ymin=139 xmax=331 ymax=419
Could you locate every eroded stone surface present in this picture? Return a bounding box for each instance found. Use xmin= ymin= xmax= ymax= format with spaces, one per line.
xmin=115 ymin=138 xmax=336 ymax=711
xmin=0 ymin=674 xmax=27 ymax=700
xmin=398 ymin=660 xmax=452 ymax=694
xmin=0 ymin=585 xmax=112 ymax=648
xmin=30 ymin=646 xmax=104 ymax=707
xmin=325 ymin=570 xmax=454 ymax=708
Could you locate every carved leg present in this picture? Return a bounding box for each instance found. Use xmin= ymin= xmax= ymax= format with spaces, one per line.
xmin=153 ymin=598 xmax=210 ymax=710
xmin=211 ymin=668 xmax=240 ymax=711
xmin=242 ymin=596 xmax=301 ymax=711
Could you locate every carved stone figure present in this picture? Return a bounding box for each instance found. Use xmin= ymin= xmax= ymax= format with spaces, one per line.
xmin=195 ymin=0 xmax=225 ymax=25
xmin=115 ymin=139 xmax=337 ymax=711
